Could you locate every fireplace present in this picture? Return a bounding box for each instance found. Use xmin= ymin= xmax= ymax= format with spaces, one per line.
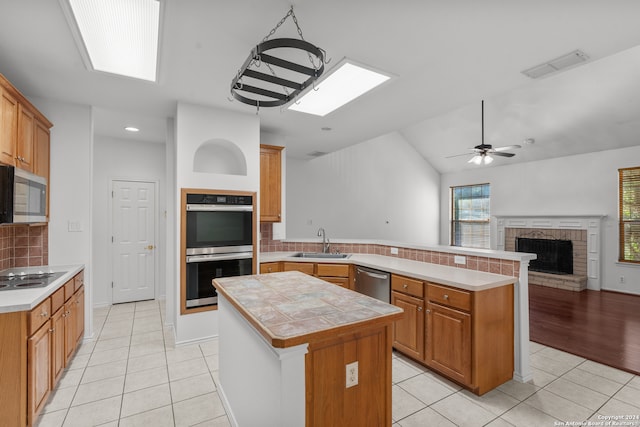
xmin=516 ymin=237 xmax=573 ymax=275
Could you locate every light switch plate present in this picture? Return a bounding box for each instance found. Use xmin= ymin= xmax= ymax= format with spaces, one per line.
xmin=390 ymin=247 xmax=399 ymax=255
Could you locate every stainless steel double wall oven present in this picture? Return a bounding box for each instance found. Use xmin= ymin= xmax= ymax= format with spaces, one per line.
xmin=185 ymin=192 xmax=255 ymax=309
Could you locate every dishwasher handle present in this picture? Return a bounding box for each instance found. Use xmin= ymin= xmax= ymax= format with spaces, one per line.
xmin=356 ymin=268 xmax=389 ymax=281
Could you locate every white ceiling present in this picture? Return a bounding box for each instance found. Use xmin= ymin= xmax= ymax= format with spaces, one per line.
xmin=1 ymin=0 xmax=640 ymax=172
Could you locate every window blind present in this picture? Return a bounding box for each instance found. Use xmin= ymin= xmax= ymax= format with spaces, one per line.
xmin=619 ymin=167 xmax=640 ymax=263
xmin=451 ymin=183 xmax=490 ymax=249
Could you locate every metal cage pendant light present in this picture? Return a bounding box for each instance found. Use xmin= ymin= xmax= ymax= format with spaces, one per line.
xmin=230 ymin=6 xmax=328 ymax=110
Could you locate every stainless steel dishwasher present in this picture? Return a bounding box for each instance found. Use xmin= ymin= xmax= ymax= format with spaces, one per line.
xmin=354 ymin=265 xmax=390 ymax=303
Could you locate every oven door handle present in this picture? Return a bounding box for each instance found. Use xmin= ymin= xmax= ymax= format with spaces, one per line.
xmin=186 ymin=204 xmax=253 ymax=212
xmin=186 ymin=252 xmax=253 ymax=263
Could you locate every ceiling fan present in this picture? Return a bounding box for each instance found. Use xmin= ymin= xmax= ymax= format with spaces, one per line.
xmin=447 ymin=100 xmax=521 ymax=165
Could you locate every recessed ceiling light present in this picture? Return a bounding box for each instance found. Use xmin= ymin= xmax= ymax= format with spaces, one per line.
xmin=125 ymin=126 xmax=140 ymax=132
xmin=288 ymin=58 xmax=392 ymax=117
xmin=64 ymin=0 xmax=161 ymax=82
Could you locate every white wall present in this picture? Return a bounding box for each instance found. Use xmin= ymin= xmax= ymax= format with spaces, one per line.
xmin=440 ymin=145 xmax=640 ymax=294
xmin=173 ymin=102 xmax=260 ymax=344
xmin=92 ymin=136 xmax=166 ymax=306
xmin=286 ymin=131 xmax=440 ymax=245
xmin=30 ymin=97 xmax=95 ymax=339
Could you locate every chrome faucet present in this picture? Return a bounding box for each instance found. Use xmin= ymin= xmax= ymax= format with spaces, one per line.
xmin=317 ymin=228 xmax=330 ymax=253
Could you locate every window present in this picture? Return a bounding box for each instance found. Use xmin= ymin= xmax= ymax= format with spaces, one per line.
xmin=619 ymin=167 xmax=640 ymax=263
xmin=451 ymin=183 xmax=490 ymax=249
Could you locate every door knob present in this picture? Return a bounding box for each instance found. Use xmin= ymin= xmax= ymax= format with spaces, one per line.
xmin=147 ymin=245 xmax=155 ymax=250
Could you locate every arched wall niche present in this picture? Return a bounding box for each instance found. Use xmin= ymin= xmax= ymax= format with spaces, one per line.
xmin=193 ymin=138 xmax=247 ymax=175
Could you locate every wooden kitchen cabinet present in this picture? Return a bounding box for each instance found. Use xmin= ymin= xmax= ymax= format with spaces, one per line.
xmin=425 ymin=301 xmax=471 ymax=385
xmin=50 ymin=308 xmax=66 ymax=386
xmin=0 ymin=84 xmax=18 ymax=166
xmin=0 ymin=270 xmax=85 ymax=427
xmin=425 ymin=282 xmax=513 ymax=395
xmin=64 ymin=292 xmax=77 ymax=364
xmin=260 ymin=144 xmax=283 ymax=222
xmin=27 ymin=321 xmax=51 ymax=426
xmin=17 ymin=104 xmax=35 ymax=172
xmin=391 ymin=274 xmax=425 ymax=361
xmin=316 ymin=263 xmax=350 ymax=288
xmin=74 ymin=287 xmax=85 ymax=346
xmin=260 ymin=262 xmax=282 ymax=274
xmin=0 ymin=73 xmax=52 ymax=179
xmin=282 ymin=261 xmax=315 ymax=275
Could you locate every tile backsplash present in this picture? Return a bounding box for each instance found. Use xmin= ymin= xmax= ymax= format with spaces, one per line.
xmin=0 ymin=224 xmax=49 ymax=270
xmin=260 ymin=223 xmax=519 ymax=278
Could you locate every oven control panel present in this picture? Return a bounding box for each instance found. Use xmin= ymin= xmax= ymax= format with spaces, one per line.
xmin=187 ymin=193 xmax=252 ymax=206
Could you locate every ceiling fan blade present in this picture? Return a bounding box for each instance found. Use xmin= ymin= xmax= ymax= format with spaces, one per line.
xmin=492 ymin=151 xmax=515 ymax=157
xmin=446 ymin=152 xmax=476 ymax=159
xmin=493 ymin=144 xmax=521 ymax=152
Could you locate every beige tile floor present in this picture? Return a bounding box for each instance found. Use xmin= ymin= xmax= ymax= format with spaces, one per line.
xmin=36 ymin=300 xmax=640 ymax=427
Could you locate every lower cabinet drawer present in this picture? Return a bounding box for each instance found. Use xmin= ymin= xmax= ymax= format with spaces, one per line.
xmin=316 ymin=263 xmax=349 ymax=277
xmin=319 ymin=276 xmax=349 ymax=287
xmin=29 ymin=299 xmax=51 ymax=336
xmin=427 ymin=283 xmax=471 ymax=311
xmin=391 ymin=274 xmax=424 ymax=298
xmin=282 ymin=262 xmax=315 ymax=275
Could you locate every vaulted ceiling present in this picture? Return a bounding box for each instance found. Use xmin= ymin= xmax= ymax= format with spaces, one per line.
xmin=1 ymin=0 xmax=639 ymax=172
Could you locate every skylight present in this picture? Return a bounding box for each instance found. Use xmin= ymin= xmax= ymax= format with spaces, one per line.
xmin=66 ymin=0 xmax=160 ymax=82
xmin=288 ymin=59 xmax=391 ymax=116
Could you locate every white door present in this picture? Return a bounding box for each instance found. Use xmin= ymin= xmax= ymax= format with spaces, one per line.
xmin=112 ymin=180 xmax=156 ymax=303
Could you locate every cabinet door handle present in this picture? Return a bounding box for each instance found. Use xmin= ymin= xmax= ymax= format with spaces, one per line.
xmin=49 ymin=328 xmax=54 ymax=333
xmin=41 ymin=312 xmax=48 ymax=317
xmin=417 ymin=306 xmax=423 ymax=312
xmin=403 ymin=284 xmax=408 ymax=289
xmin=443 ymin=294 xmax=449 ymax=300
xmin=426 ymin=309 xmax=431 ymax=314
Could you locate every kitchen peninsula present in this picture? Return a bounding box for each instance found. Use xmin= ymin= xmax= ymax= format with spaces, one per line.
xmin=213 ymin=271 xmax=403 ymax=427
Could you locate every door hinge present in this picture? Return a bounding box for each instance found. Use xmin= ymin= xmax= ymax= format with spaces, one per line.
xmin=111 ymin=236 xmax=114 ymax=243
xmin=112 ymin=190 xmax=114 ymax=198
xmin=111 ymin=282 xmax=114 ymax=288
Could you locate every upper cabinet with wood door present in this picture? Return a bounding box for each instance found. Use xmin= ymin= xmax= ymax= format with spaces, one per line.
xmin=0 ymin=84 xmax=18 ymax=165
xmin=0 ymin=73 xmax=52 ymax=178
xmin=260 ymin=144 xmax=283 ymax=222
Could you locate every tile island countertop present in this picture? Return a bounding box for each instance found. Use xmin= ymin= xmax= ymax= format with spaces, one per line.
xmin=213 ymin=270 xmax=404 ymax=348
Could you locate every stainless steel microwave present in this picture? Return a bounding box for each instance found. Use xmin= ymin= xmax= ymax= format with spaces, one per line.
xmin=0 ymin=165 xmax=47 ymax=224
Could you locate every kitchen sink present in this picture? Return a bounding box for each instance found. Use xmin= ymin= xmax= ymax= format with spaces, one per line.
xmin=291 ymin=252 xmax=351 ymax=259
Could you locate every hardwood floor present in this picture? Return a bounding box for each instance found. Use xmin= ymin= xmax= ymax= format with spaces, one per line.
xmin=529 ymin=284 xmax=640 ymax=375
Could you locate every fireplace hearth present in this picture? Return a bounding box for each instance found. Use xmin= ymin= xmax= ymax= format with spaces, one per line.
xmin=516 ymin=237 xmax=573 ymax=275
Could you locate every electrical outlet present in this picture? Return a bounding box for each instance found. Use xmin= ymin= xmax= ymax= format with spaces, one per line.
xmin=346 ymin=361 xmax=358 ymax=388
xmin=454 ymin=255 xmax=466 ymax=265
xmin=390 ymin=247 xmax=399 ymax=255
xmin=620 ymin=276 xmax=625 ymax=283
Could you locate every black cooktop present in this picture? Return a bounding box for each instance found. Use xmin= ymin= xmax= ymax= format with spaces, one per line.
xmin=0 ymin=271 xmax=66 ymax=291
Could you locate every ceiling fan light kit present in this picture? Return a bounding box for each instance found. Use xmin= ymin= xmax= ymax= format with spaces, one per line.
xmin=229 ymin=6 xmax=328 ymax=111
xmin=448 ymin=100 xmax=521 ymax=166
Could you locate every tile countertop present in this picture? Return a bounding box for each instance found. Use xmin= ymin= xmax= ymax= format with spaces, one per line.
xmin=261 ymin=252 xmax=516 ymax=291
xmin=213 ymin=271 xmax=404 ymax=349
xmin=0 ymin=264 xmax=85 ymax=314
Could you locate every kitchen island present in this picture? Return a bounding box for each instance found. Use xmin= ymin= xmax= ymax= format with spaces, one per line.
xmin=213 ymin=271 xmax=403 ymax=427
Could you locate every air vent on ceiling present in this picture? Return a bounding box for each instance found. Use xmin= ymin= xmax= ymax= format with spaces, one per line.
xmin=521 ymin=49 xmax=589 ymax=79
xmin=307 ymin=151 xmax=328 ymax=158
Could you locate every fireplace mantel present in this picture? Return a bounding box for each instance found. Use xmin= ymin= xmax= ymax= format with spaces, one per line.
xmin=493 ymin=215 xmax=606 ymax=290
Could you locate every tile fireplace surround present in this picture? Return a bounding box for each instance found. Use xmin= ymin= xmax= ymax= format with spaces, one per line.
xmin=495 ymin=215 xmax=604 ymax=291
